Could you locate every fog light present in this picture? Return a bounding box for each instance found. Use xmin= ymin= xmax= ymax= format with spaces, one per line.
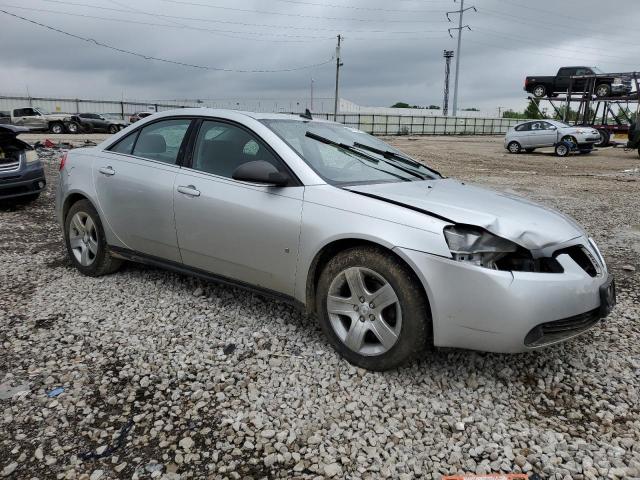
xmin=38 ymin=181 xmax=45 ymax=189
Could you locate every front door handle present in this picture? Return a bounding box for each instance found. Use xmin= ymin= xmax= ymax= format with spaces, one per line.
xmin=98 ymin=166 xmax=115 ymax=176
xmin=177 ymin=185 xmax=200 ymax=197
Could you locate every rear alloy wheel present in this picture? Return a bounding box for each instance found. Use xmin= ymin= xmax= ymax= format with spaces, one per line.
xmin=595 ymin=83 xmax=611 ymax=98
xmin=316 ymin=246 xmax=430 ymax=371
xmin=532 ymin=85 xmax=547 ymax=98
xmin=64 ymin=200 xmax=122 ymax=276
xmin=507 ymin=141 xmax=522 ymax=154
xmin=66 ymin=122 xmax=79 ymax=134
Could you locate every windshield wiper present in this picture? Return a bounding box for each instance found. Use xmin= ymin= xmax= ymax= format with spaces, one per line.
xmin=353 ymin=142 xmax=442 ymax=178
xmin=304 ymin=131 xmax=410 ymax=181
xmin=305 ymin=131 xmax=425 ymax=181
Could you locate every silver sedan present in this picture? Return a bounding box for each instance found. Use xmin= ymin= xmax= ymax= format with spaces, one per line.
xmin=56 ymin=109 xmax=616 ymax=370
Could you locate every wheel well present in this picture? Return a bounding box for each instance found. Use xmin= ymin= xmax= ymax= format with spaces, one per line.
xmin=305 ymin=238 xmax=432 ymax=321
xmin=62 ymin=193 xmax=90 ymax=222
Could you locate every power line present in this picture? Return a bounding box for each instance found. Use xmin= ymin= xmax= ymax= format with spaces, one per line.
xmin=263 ymin=0 xmax=448 ymax=13
xmin=37 ymin=0 xmax=452 ymax=34
xmin=0 ymin=9 xmax=335 ymax=72
xmin=0 ymin=3 xmax=334 ymax=42
xmin=159 ymin=0 xmax=448 ymax=23
xmin=472 ymin=28 xmax=639 ymax=61
xmin=465 ymin=37 xmax=640 ymax=68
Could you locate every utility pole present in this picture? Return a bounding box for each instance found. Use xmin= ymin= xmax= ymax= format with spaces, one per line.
xmin=442 ymin=50 xmax=454 ymax=116
xmin=310 ymin=78 xmax=314 ymax=112
xmin=334 ymin=34 xmax=343 ymax=120
xmin=447 ymin=0 xmax=476 ymax=117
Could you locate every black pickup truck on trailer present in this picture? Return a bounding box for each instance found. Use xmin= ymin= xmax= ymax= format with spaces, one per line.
xmin=525 ymin=67 xmax=632 ymax=98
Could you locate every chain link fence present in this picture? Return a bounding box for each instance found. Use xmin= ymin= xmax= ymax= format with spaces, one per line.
xmin=0 ymin=95 xmax=523 ymax=135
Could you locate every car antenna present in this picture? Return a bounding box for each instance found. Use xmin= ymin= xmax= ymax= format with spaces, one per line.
xmin=300 ymin=108 xmax=313 ymax=120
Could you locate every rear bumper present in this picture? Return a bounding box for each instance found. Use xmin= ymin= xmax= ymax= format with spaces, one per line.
xmin=395 ymin=240 xmax=613 ymax=353
xmin=0 ymin=163 xmax=46 ymax=199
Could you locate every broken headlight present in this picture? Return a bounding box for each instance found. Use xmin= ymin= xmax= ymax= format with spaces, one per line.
xmin=443 ymin=225 xmax=519 ymax=269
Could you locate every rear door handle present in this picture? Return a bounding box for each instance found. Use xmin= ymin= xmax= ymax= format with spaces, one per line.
xmin=98 ymin=166 xmax=115 ymax=176
xmin=177 ymin=185 xmax=200 ymax=197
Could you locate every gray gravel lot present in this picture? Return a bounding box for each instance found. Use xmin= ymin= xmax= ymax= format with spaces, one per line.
xmin=1 ymin=134 xmax=639 ymax=479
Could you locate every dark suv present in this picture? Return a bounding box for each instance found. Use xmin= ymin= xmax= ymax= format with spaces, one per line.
xmin=0 ymin=125 xmax=46 ymax=202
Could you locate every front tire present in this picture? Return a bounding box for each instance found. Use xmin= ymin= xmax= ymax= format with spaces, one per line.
xmin=66 ymin=122 xmax=79 ymax=134
xmin=49 ymin=122 xmax=64 ymax=134
xmin=555 ymin=142 xmax=570 ymax=157
xmin=316 ymin=246 xmax=430 ymax=371
xmin=595 ymin=129 xmax=610 ymax=147
xmin=595 ymin=83 xmax=611 ymax=98
xmin=507 ymin=141 xmax=522 ymax=154
xmin=64 ymin=199 xmax=122 ymax=277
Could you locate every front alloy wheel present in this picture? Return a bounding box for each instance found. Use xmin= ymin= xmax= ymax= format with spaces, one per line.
xmin=327 ymin=267 xmax=402 ymax=356
xmin=316 ymin=246 xmax=430 ymax=371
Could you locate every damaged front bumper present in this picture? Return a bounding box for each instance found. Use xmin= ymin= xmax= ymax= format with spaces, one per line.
xmin=395 ymin=237 xmax=615 ymax=353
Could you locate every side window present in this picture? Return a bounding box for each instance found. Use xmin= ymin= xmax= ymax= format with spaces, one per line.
xmin=541 ymin=122 xmax=553 ymax=130
xmin=558 ymin=68 xmax=571 ymax=77
xmin=515 ymin=123 xmax=530 ymax=132
xmin=132 ymin=118 xmax=191 ymax=164
xmin=109 ymin=131 xmax=138 ymax=155
xmin=191 ymin=120 xmax=285 ymax=179
xmin=575 ymin=68 xmax=587 ymax=76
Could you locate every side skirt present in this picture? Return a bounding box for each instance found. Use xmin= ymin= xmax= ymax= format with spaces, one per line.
xmin=110 ymin=246 xmax=306 ymax=311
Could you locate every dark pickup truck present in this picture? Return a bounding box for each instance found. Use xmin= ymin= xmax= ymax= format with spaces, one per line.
xmin=525 ymin=66 xmax=632 ymax=98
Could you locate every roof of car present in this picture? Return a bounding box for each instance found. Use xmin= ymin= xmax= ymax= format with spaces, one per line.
xmin=149 ymin=108 xmax=334 ymax=124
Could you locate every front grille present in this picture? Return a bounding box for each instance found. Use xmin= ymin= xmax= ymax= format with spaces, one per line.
xmin=554 ymin=245 xmax=601 ymax=277
xmin=525 ymin=307 xmax=601 ymax=347
xmin=0 ymin=159 xmax=20 ymax=173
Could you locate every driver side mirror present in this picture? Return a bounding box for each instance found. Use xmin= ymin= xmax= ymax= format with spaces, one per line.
xmin=549 ymin=126 xmax=557 ymax=130
xmin=232 ymin=160 xmax=290 ymax=187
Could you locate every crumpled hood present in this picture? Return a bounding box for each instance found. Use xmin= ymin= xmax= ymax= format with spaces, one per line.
xmin=345 ymin=179 xmax=585 ymax=250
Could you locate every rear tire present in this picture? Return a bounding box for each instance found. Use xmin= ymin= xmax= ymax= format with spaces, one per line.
xmin=315 ymin=246 xmax=430 ymax=371
xmin=507 ymin=141 xmax=522 ymax=154
xmin=64 ymin=199 xmax=122 ymax=277
xmin=532 ymin=84 xmax=547 ymax=98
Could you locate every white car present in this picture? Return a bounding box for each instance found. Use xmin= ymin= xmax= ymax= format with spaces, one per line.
xmin=505 ymin=120 xmax=600 ymax=156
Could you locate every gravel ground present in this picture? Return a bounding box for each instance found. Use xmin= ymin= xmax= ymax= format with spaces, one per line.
xmin=1 ymin=134 xmax=639 ymax=480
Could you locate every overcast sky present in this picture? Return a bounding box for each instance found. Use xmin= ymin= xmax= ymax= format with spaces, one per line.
xmin=1 ymin=0 xmax=638 ymax=113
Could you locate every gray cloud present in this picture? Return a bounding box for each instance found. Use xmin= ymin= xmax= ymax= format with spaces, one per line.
xmin=1 ymin=0 xmax=638 ymax=112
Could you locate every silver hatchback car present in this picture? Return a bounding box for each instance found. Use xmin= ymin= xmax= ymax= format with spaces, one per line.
xmin=56 ymin=109 xmax=615 ymax=370
xmin=505 ymin=119 xmax=600 ymax=156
